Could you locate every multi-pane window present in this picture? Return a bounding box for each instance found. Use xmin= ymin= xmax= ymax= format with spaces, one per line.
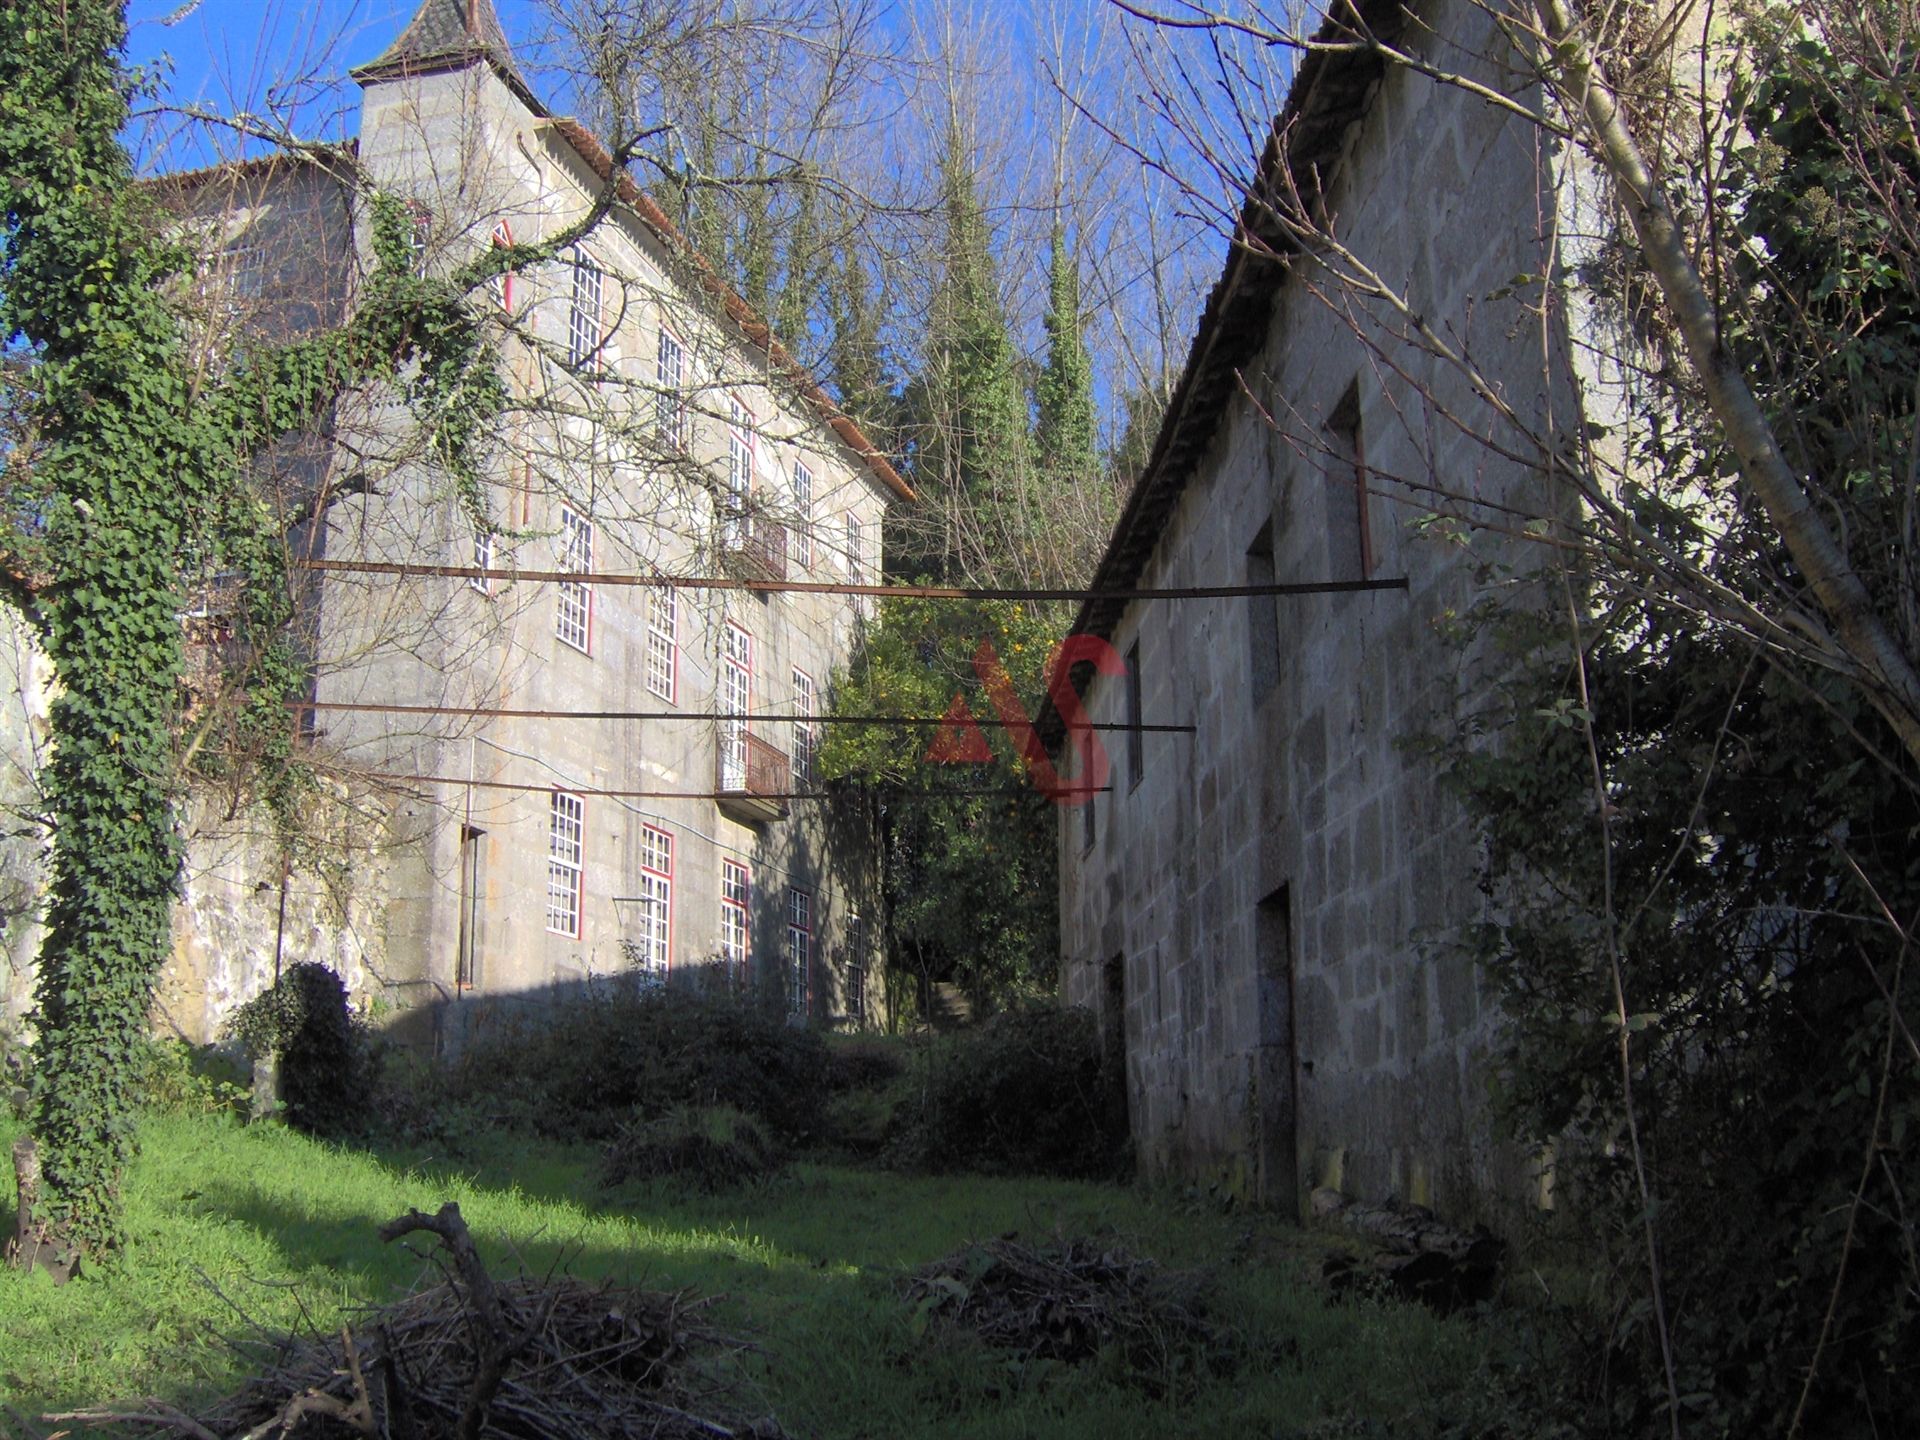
xmin=636 ymin=825 xmax=673 ymax=974
xmin=792 ymin=668 xmax=818 ymax=786
xmin=845 ymin=514 xmax=864 ymax=584
xmin=655 ymin=329 xmax=686 ymax=447
xmin=490 ymin=221 xmax=517 ymax=311
xmin=546 ymin=791 xmax=584 ymax=938
xmin=556 ymin=508 xmax=592 ymax=653
xmin=470 ymin=527 xmax=494 ymax=595
xmin=720 ymin=859 xmax=750 ymax=989
xmin=723 ymin=399 xmax=754 ymax=548
xmin=845 ymin=912 xmax=868 ymax=1026
xmin=568 ymin=249 xmax=604 ymax=367
xmin=786 ymin=886 xmax=813 ymax=1019
xmin=646 ymin=585 xmax=677 ymax=703
xmin=720 ymin=624 xmax=752 ymax=790
xmin=790 ymin=462 xmax=813 ymax=568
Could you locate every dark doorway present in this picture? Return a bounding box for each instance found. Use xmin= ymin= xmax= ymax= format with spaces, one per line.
xmin=1255 ymin=884 xmax=1298 ymax=1215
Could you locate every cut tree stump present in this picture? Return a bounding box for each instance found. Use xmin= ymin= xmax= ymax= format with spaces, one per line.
xmin=6 ymin=1136 xmax=76 ymax=1283
xmin=1311 ymin=1186 xmax=1503 ymax=1312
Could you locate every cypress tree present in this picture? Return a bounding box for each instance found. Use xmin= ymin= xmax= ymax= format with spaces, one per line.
xmin=1034 ymin=225 xmax=1097 ymax=480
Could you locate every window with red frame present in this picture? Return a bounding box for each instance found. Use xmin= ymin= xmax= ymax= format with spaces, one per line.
xmin=546 ymin=791 xmax=584 ymax=938
xmin=720 ymin=859 xmax=750 ymax=989
xmin=556 ymin=507 xmax=592 ymax=653
xmin=791 ymin=667 xmax=818 ymax=786
xmin=637 ymin=825 xmax=673 ymax=974
xmin=645 ymin=585 xmax=677 ymax=703
xmin=490 ymin=221 xmax=517 ymax=311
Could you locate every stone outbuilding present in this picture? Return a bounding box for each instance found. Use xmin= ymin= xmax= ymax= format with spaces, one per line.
xmin=1052 ymin=0 xmax=1599 ymax=1223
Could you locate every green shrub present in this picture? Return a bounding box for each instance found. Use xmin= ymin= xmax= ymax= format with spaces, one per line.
xmin=132 ymin=1038 xmax=248 ymax=1116
xmin=823 ymin=1033 xmax=907 ymax=1092
xmin=450 ymin=982 xmax=829 ymax=1143
xmin=899 ymin=1004 xmax=1129 ymax=1180
xmin=601 ymin=1103 xmax=783 ymax=1192
xmin=224 ymin=963 xmax=369 ymax=1136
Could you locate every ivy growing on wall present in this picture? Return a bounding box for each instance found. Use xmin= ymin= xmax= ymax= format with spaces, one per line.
xmin=0 ymin=0 xmax=513 ymax=1264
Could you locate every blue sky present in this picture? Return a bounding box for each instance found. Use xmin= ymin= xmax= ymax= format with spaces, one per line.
xmin=125 ymin=0 xmax=560 ymax=165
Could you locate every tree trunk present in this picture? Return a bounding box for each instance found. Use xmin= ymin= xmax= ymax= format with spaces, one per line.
xmin=6 ymin=1136 xmax=76 ymax=1282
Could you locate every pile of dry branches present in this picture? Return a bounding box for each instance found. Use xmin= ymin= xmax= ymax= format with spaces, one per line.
xmin=901 ymin=1236 xmax=1233 ymax=1394
xmin=38 ymin=1203 xmax=786 ymax=1440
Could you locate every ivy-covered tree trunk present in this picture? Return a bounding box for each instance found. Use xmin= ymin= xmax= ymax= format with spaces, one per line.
xmin=2 ymin=0 xmax=510 ymax=1269
xmin=1034 ymin=225 xmax=1096 ymax=480
xmin=1 ymin=0 xmax=206 ymax=1272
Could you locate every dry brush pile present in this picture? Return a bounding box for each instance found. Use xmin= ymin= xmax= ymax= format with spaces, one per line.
xmin=32 ymin=1203 xmax=786 ymax=1440
xmin=901 ymin=1236 xmax=1246 ymax=1397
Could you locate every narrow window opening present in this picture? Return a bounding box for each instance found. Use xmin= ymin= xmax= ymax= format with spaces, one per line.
xmin=1125 ymin=641 xmax=1144 ymax=791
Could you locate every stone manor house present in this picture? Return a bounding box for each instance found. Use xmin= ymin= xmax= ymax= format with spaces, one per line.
xmin=1054 ymin=0 xmax=1626 ymax=1223
xmin=0 ymin=0 xmax=908 ymax=1046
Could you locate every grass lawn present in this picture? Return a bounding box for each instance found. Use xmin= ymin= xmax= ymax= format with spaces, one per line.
xmin=0 ymin=1109 xmax=1497 ymax=1437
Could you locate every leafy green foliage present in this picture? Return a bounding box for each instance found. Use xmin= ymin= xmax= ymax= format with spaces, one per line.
xmin=224 ymin=963 xmax=368 ymax=1137
xmin=601 ymin=1103 xmax=783 ymax=1193
xmin=895 ymin=1005 xmax=1129 ymax=1181
xmin=822 ymin=597 xmax=1059 ymax=1007
xmin=445 ymin=983 xmax=830 ymax=1144
xmin=1035 ymin=227 xmax=1097 ymax=481
xmin=0 ymin=0 xmax=506 ymax=1259
xmin=1433 ymin=15 xmax=1920 ymax=1433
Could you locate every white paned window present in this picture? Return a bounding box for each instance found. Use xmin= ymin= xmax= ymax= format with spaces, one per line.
xmin=845 ymin=514 xmax=864 ymax=585
xmin=637 ymin=825 xmax=673 ymax=974
xmin=720 ymin=859 xmax=750 ymax=988
xmin=568 ymin=249 xmax=604 ymax=367
xmin=723 ymin=399 xmax=754 ymax=547
xmin=786 ymin=886 xmax=812 ymax=1019
xmin=846 ymin=912 xmax=868 ymax=1025
xmin=470 ymin=527 xmax=493 ymax=595
xmin=646 ymin=585 xmax=677 ymax=703
xmin=791 ymin=461 xmax=813 ymax=568
xmin=655 ymin=329 xmax=686 ymax=447
xmin=792 ymin=667 xmax=818 ymax=786
xmin=556 ymin=507 xmax=592 ymax=653
xmin=546 ymin=791 xmax=584 ymax=937
xmin=720 ymin=624 xmax=751 ymax=790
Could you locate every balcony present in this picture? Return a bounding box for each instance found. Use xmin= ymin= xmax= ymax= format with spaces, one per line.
xmin=718 ymin=503 xmax=788 ymax=583
xmin=716 ymin=727 xmax=791 ymax=825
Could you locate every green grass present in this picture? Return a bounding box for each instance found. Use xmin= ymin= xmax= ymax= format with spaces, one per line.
xmin=0 ymin=1109 xmax=1497 ymax=1437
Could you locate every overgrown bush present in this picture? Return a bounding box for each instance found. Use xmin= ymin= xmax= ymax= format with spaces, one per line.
xmin=449 ymin=982 xmax=829 ymax=1143
xmin=898 ymin=1004 xmax=1129 ymax=1180
xmin=132 ymin=1038 xmax=248 ymax=1116
xmin=823 ymin=1033 xmax=907 ymax=1092
xmin=224 ymin=962 xmax=368 ymax=1136
xmin=601 ymin=1103 xmax=783 ymax=1192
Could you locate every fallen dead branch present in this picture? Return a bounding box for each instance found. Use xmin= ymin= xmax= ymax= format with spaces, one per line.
xmin=901 ymin=1235 xmax=1239 ymax=1395
xmin=40 ymin=1201 xmax=789 ymax=1440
